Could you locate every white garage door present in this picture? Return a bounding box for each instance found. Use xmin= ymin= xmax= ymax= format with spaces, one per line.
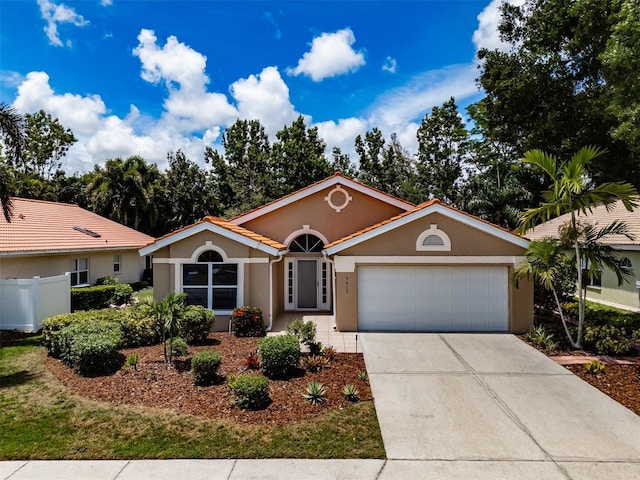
xmin=358 ymin=266 xmax=509 ymax=331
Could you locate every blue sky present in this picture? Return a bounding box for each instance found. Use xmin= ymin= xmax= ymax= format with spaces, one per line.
xmin=0 ymin=0 xmax=519 ymax=173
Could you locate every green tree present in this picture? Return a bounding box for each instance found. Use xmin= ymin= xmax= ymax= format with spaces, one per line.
xmin=165 ymin=150 xmax=216 ymax=230
xmin=475 ymin=0 xmax=639 ymax=186
xmin=23 ymin=110 xmax=76 ymax=179
xmin=272 ymin=115 xmax=331 ymax=196
xmin=330 ymin=147 xmax=357 ymax=178
xmin=217 ymin=119 xmax=273 ymax=216
xmin=0 ymin=102 xmax=25 ymax=221
xmin=87 ymin=156 xmax=163 ymax=233
xmin=515 ymin=146 xmax=638 ymax=347
xmin=416 ymin=97 xmax=468 ymax=205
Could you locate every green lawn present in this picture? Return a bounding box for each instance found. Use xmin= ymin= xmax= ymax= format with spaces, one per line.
xmin=0 ymin=335 xmax=385 ymax=460
xmin=133 ymin=287 xmax=154 ymax=303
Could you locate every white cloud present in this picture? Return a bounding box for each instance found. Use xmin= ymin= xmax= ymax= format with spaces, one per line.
xmin=100 ymin=0 xmax=113 ymax=6
xmin=473 ymin=0 xmax=525 ymax=52
xmin=315 ymin=117 xmax=369 ymax=155
xmin=37 ymin=0 xmax=89 ymax=47
xmin=287 ymin=28 xmax=365 ymax=81
xmin=230 ymin=66 xmax=301 ymax=135
xmin=382 ymin=56 xmax=397 ymax=73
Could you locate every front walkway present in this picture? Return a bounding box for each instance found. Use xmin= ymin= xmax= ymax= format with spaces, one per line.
xmin=269 ymin=314 xmax=360 ymax=353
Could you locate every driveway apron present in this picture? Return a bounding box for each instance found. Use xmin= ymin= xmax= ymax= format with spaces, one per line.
xmin=361 ymin=333 xmax=640 ymax=480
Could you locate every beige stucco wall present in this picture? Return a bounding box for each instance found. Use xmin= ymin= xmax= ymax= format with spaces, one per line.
xmin=584 ymin=250 xmax=640 ymax=311
xmin=332 ymin=212 xmax=533 ymax=332
xmin=0 ymin=249 xmax=146 ymax=285
xmin=240 ymin=185 xmax=406 ymax=245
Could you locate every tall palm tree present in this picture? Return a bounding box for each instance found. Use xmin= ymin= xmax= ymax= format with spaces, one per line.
xmin=516 ymin=146 xmax=638 ymax=347
xmin=0 ymin=102 xmax=25 ymax=221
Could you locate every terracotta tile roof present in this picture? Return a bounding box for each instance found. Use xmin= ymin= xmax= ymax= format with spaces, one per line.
xmin=324 ymin=198 xmax=527 ymax=250
xmin=230 ymin=172 xmax=415 ymax=224
xmin=527 ymin=200 xmax=640 ymax=245
xmin=141 ymin=216 xmax=287 ymax=252
xmin=0 ymin=198 xmax=155 ymax=255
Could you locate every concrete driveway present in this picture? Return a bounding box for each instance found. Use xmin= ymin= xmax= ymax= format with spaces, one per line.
xmin=361 ymin=333 xmax=640 ymax=480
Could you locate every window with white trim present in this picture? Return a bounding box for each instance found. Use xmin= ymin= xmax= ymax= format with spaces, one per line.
xmin=182 ymin=250 xmax=238 ymax=311
xmin=416 ymin=224 xmax=451 ymax=251
xmin=581 ymin=258 xmax=602 ymax=288
xmin=70 ymin=258 xmax=89 ymax=286
xmin=113 ymin=254 xmax=121 ymax=273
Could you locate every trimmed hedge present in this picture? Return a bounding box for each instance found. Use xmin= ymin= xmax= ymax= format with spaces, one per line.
xmin=584 ymin=325 xmax=631 ymax=355
xmin=59 ymin=321 xmax=124 ymax=376
xmin=71 ymin=284 xmax=133 ymax=311
xmin=180 ymin=306 xmax=215 ymax=344
xmin=258 ymin=334 xmax=300 ymax=378
xmin=42 ymin=308 xmax=159 ymax=357
xmin=95 ymin=275 xmax=118 ymax=286
xmin=231 ymin=306 xmax=266 ymax=337
xmin=227 ymin=374 xmax=271 ymax=410
xmin=191 ymin=350 xmax=222 ymax=385
xmin=166 ymin=337 xmax=189 ymax=357
xmin=564 ymin=301 xmax=640 ymax=335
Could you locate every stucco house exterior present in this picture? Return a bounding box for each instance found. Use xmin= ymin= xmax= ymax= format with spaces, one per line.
xmin=140 ymin=174 xmax=533 ymax=332
xmin=528 ymin=200 xmax=640 ymax=312
xmin=0 ymin=198 xmax=154 ymax=286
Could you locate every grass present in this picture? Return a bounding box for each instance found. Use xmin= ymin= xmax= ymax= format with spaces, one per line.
xmin=133 ymin=287 xmax=154 ymax=303
xmin=0 ymin=335 xmax=385 ymax=460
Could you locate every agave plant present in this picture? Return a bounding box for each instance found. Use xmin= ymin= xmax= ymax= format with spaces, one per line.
xmin=357 ymin=370 xmax=368 ymax=383
xmin=303 ymin=381 xmax=326 ymax=405
xmin=342 ymin=384 xmax=359 ymax=402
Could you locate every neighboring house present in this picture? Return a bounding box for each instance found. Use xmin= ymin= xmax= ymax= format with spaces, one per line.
xmin=527 ymin=200 xmax=640 ymax=312
xmin=0 ymin=198 xmax=154 ymax=285
xmin=140 ymin=174 xmax=533 ymax=333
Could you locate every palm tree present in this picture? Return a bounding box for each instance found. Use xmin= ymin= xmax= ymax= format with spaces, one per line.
xmin=515 ymin=146 xmax=638 ymax=347
xmin=0 ymin=102 xmax=25 ymax=221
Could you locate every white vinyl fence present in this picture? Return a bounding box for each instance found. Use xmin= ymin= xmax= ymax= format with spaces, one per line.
xmin=0 ymin=273 xmax=71 ymax=332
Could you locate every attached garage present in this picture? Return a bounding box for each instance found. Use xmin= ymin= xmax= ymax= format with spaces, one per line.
xmin=357 ymin=266 xmax=509 ymax=332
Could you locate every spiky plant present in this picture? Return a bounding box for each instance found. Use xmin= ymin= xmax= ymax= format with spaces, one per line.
xmin=303 ymin=381 xmax=326 ymax=405
xmin=342 ymin=384 xmax=359 ymax=402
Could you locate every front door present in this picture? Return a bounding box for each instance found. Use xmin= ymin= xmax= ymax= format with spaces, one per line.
xmin=285 ymin=258 xmax=330 ymax=311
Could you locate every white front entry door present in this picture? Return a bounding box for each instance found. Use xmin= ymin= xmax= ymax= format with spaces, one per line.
xmin=358 ymin=266 xmax=509 ymax=331
xmin=285 ymin=258 xmax=330 ymax=311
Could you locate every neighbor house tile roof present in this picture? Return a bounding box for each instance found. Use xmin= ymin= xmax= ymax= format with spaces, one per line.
xmin=141 ymin=216 xmax=287 ymax=252
xmin=324 ymin=198 xmax=526 ymax=250
xmin=527 ymin=200 xmax=640 ymax=246
xmin=0 ymin=198 xmax=155 ymax=255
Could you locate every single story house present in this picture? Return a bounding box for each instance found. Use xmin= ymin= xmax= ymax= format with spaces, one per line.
xmin=527 ymin=200 xmax=640 ymax=312
xmin=140 ymin=174 xmax=533 ymax=332
xmin=1 ymin=198 xmax=155 ymax=331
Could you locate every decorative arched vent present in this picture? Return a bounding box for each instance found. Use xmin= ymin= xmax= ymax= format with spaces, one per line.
xmin=289 ymin=234 xmax=324 ymax=253
xmin=416 ymin=224 xmax=451 ymax=251
xmin=197 ymin=250 xmax=223 ymax=262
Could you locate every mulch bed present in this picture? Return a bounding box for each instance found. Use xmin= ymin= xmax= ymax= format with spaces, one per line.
xmin=567 ymin=364 xmax=640 ymax=416
xmin=44 ymin=333 xmax=371 ymax=425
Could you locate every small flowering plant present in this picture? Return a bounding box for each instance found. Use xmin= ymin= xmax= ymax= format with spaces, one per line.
xmin=230 ymin=306 xmax=266 ymax=337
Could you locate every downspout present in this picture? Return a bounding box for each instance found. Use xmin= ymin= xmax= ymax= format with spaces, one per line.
xmin=267 ymin=252 xmax=286 ymax=332
xmin=323 ymin=251 xmax=337 ymax=330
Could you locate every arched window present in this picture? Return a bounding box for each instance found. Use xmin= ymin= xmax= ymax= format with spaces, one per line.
xmin=289 ymin=234 xmax=324 ymax=253
xmin=183 ymin=249 xmax=238 ymax=311
xmin=416 ymin=224 xmax=451 ymax=252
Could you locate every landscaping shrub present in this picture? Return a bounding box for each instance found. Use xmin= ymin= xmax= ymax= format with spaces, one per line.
xmin=58 ymin=321 xmax=124 ymax=376
xmin=166 ymin=337 xmax=188 ymax=357
xmin=632 ymin=329 xmax=640 ymax=343
xmin=129 ymin=281 xmax=149 ymax=292
xmin=258 ymin=334 xmax=300 ymax=378
xmin=526 ymin=325 xmax=558 ymax=352
xmin=286 ymin=319 xmax=316 ymax=345
xmin=43 ymin=308 xmax=158 ymax=356
xmin=112 ymin=283 xmax=133 ymax=305
xmin=227 ymin=374 xmax=271 ymax=410
xmin=583 ymin=325 xmax=631 ymax=355
xmin=231 ymin=306 xmax=266 ymax=337
xmin=584 ymin=359 xmax=606 ymax=374
xmin=180 ymin=306 xmax=215 ymax=344
xmin=191 ymin=350 xmax=222 ymax=385
xmin=71 ymin=285 xmax=115 ymax=311
xmin=95 ymin=275 xmax=118 ymax=286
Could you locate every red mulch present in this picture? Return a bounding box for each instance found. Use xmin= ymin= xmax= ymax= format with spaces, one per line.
xmin=567 ymin=364 xmax=640 ymax=416
xmin=44 ymin=333 xmax=371 ymax=425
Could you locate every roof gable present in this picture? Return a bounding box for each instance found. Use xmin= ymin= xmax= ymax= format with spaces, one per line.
xmin=230 ymin=173 xmax=414 ymax=226
xmin=0 ymin=198 xmax=154 ymax=256
xmin=324 ymin=200 xmax=529 ymax=255
xmin=139 ymin=216 xmax=287 ymax=256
